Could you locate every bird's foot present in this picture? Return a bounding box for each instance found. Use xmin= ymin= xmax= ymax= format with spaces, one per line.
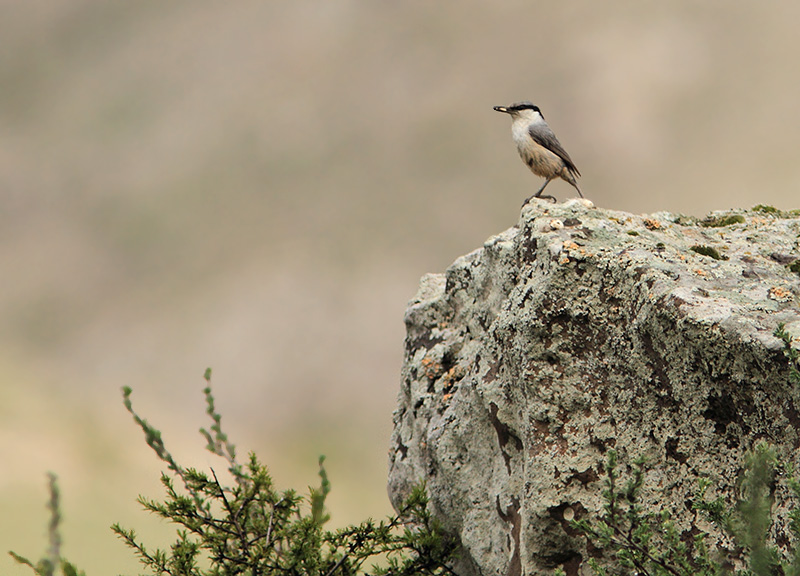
xmin=522 ymin=193 xmax=556 ymax=207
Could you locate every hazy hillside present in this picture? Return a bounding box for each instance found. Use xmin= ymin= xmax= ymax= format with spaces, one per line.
xmin=2 ymin=2 xmax=799 ymax=573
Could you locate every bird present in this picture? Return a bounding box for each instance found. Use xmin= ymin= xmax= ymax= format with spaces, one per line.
xmin=493 ymin=102 xmax=583 ymax=205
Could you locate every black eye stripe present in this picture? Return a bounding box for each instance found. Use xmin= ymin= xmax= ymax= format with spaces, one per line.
xmin=508 ymin=102 xmax=540 ymax=113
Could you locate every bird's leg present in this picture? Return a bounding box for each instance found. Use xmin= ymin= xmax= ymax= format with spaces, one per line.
xmin=522 ymin=178 xmax=556 ymax=206
xmin=571 ymin=182 xmax=584 ymax=198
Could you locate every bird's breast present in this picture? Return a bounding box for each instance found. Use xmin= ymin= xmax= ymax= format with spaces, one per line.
xmin=510 ymin=120 xmax=532 ymax=147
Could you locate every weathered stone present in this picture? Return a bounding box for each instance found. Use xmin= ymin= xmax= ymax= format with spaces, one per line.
xmin=388 ymin=200 xmax=800 ymax=576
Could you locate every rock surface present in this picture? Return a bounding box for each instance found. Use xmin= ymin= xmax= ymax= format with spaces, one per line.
xmin=388 ymin=200 xmax=800 ymax=576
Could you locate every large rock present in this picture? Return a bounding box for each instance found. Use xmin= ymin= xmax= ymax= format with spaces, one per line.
xmin=388 ymin=200 xmax=800 ymax=576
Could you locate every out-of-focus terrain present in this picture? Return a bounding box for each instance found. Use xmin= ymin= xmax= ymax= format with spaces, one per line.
xmin=2 ymin=2 xmax=799 ymax=573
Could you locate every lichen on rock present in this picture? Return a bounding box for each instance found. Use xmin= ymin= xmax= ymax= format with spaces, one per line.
xmin=388 ymin=200 xmax=800 ymax=576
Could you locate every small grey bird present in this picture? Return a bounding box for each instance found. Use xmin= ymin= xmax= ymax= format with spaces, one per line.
xmin=494 ymin=102 xmax=583 ymax=205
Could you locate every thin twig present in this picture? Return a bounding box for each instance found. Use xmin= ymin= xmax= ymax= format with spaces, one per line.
xmin=323 ymin=553 xmax=350 ymax=576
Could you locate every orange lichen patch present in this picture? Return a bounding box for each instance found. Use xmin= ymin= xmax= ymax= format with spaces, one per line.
xmin=421 ymin=356 xmax=443 ymax=380
xmin=643 ymin=218 xmax=662 ymax=230
xmin=768 ymin=286 xmax=794 ymax=302
xmin=442 ymin=365 xmax=465 ymax=388
xmin=559 ymin=241 xmax=590 ymax=264
xmin=694 ymin=269 xmax=707 ymax=276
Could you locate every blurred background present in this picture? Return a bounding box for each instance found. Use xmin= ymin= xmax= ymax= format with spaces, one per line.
xmin=2 ymin=1 xmax=799 ymax=573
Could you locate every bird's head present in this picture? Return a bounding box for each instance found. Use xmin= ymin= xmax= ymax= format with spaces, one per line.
xmin=493 ymin=102 xmax=543 ymax=121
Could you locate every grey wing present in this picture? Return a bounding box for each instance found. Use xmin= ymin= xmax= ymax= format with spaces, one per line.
xmin=529 ymin=125 xmax=581 ymax=177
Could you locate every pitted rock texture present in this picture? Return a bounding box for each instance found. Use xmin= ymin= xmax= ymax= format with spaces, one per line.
xmin=388 ymin=200 xmax=800 ymax=576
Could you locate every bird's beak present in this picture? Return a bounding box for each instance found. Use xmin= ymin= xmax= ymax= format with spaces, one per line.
xmin=493 ymin=105 xmax=509 ymax=114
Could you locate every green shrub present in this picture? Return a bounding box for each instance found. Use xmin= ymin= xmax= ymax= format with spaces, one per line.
xmin=8 ymin=473 xmax=85 ymax=576
xmin=571 ymin=444 xmax=800 ymax=576
xmin=11 ymin=369 xmax=458 ymax=576
xmin=775 ymin=323 xmax=800 ymax=386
